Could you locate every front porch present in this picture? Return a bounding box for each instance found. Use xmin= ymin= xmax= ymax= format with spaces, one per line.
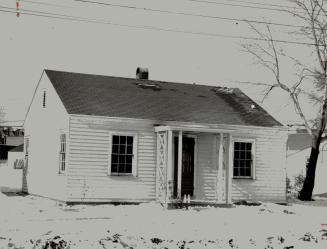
xmin=155 ymin=125 xmax=234 ymax=205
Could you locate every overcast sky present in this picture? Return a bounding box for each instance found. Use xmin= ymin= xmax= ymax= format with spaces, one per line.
xmin=0 ymin=0 xmax=317 ymax=126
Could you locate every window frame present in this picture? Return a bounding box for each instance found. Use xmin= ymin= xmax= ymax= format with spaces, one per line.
xmin=59 ymin=133 xmax=67 ymax=174
xmin=232 ymin=138 xmax=256 ymax=179
xmin=108 ymin=132 xmax=138 ymax=176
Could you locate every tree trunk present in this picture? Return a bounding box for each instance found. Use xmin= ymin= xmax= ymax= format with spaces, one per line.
xmin=298 ymin=136 xmax=321 ymax=201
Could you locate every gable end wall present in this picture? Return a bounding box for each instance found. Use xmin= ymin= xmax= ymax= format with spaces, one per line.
xmin=24 ymin=72 xmax=69 ymax=201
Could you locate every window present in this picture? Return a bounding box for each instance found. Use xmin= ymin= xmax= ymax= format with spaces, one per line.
xmin=42 ymin=90 xmax=46 ymax=108
xmin=233 ymin=140 xmax=255 ymax=178
xmin=110 ymin=134 xmax=137 ymax=175
xmin=59 ymin=134 xmax=66 ymax=173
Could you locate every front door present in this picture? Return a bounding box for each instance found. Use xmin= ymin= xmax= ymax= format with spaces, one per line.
xmin=173 ymin=136 xmax=195 ymax=197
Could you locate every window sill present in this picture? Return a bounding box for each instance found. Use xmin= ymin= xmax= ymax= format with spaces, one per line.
xmin=233 ymin=177 xmax=255 ymax=180
xmin=108 ymin=174 xmax=138 ymax=180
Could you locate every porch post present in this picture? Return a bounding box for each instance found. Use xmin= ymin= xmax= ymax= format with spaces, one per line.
xmin=166 ymin=130 xmax=173 ymax=200
xmin=217 ymin=133 xmax=224 ymax=203
xmin=177 ymin=130 xmax=183 ymax=199
xmin=226 ymin=133 xmax=233 ymax=204
xmin=156 ymin=131 xmax=167 ymax=201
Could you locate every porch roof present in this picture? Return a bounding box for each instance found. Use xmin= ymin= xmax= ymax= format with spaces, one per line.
xmin=154 ymin=125 xmax=234 ymax=134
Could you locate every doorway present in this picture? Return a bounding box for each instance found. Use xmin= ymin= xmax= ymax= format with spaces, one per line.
xmin=173 ymin=136 xmax=195 ymax=198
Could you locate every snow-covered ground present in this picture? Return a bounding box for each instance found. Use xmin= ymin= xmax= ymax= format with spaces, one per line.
xmin=0 ymin=193 xmax=327 ymax=249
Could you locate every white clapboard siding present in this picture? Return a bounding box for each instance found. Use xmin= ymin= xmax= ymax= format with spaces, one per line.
xmin=195 ymin=133 xmax=219 ymax=200
xmin=231 ymin=129 xmax=287 ymax=202
xmin=23 ymin=72 xmax=69 ymax=201
xmin=66 ymin=116 xmax=157 ymax=202
xmin=67 ymin=114 xmax=287 ymax=202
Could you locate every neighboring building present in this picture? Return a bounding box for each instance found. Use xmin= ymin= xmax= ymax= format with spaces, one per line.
xmin=23 ymin=68 xmax=288 ymax=204
xmin=287 ymin=128 xmax=327 ymax=195
xmin=8 ymin=144 xmax=24 ymax=170
xmin=0 ymin=144 xmax=24 ymax=192
xmin=0 ymin=127 xmax=24 ymax=161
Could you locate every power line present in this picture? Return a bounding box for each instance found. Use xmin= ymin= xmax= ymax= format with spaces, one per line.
xmin=0 ymin=120 xmax=24 ymax=122
xmin=0 ymin=5 xmax=102 ymax=22
xmin=187 ymin=0 xmax=324 ymax=17
xmin=204 ymin=0 xmax=298 ymax=10
xmin=185 ymin=0 xmax=291 ymax=12
xmin=71 ymin=0 xmax=302 ymax=29
xmin=0 ymin=6 xmax=317 ymax=46
xmin=20 ymin=0 xmax=72 ymax=8
xmin=0 ymin=6 xmax=110 ymax=23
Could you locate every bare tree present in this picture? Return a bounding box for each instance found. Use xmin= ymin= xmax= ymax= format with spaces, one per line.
xmin=242 ymin=0 xmax=327 ymax=201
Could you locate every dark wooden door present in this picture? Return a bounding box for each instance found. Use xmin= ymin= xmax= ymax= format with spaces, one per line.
xmin=173 ymin=136 xmax=195 ymax=197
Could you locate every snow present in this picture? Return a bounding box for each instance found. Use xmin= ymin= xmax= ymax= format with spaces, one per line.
xmin=0 ymin=193 xmax=327 ymax=249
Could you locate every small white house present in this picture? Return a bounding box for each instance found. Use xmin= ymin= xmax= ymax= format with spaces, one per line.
xmin=23 ymin=68 xmax=288 ymax=204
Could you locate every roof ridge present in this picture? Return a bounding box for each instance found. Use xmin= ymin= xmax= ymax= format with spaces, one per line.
xmin=44 ymin=69 xmax=235 ymax=90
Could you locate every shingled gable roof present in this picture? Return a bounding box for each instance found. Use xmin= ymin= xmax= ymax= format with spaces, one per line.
xmin=44 ymin=69 xmax=282 ymax=127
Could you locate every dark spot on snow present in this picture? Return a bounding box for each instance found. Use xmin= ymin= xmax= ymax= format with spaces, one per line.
xmin=7 ymin=242 xmax=14 ymax=247
xmin=278 ymin=236 xmax=285 ymax=243
xmin=284 ymin=246 xmax=294 ymax=249
xmin=283 ymin=210 xmax=295 ymax=214
xmin=151 ymin=238 xmax=163 ymax=244
xmin=229 ymin=239 xmax=236 ymax=248
xmin=300 ymin=232 xmax=318 ymax=243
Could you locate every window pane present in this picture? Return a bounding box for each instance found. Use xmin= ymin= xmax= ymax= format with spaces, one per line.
xmin=118 ymin=163 xmax=125 ymax=173
xmin=126 ymin=164 xmax=132 ymax=173
xmin=246 ymin=143 xmax=252 ymax=151
xmin=241 ymin=151 xmax=245 ymax=159
xmin=112 ymin=154 xmax=118 ymax=164
xmin=234 ymin=160 xmax=239 ymax=168
xmin=245 ymin=160 xmax=251 ymax=169
xmin=241 ymin=167 xmax=247 ymax=176
xmin=119 ymin=145 xmax=126 ymax=154
xmin=245 ymin=167 xmax=251 ymax=177
xmin=112 ymin=144 xmax=119 ymax=154
xmin=111 ymin=163 xmax=118 ymax=173
xmin=127 ymin=136 xmax=133 ymax=145
xmin=240 ymin=142 xmax=246 ymax=150
xmin=239 ymin=160 xmax=245 ymax=169
xmin=246 ymin=151 xmax=252 ymax=160
xmin=126 ymin=155 xmax=133 ymax=164
xmin=113 ymin=135 xmax=119 ymax=144
xmin=234 ymin=167 xmax=239 ymax=177
xmin=234 ymin=151 xmax=240 ymax=159
xmin=120 ymin=136 xmax=126 ymax=145
xmin=127 ymin=145 xmax=133 ymax=155
xmin=119 ymin=155 xmax=125 ymax=164
xmin=234 ymin=142 xmax=240 ymax=150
